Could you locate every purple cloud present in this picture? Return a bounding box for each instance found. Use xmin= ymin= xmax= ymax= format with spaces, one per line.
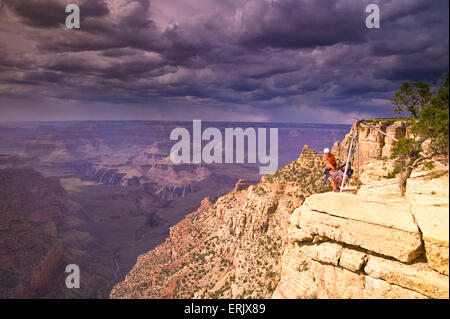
xmin=0 ymin=0 xmax=448 ymax=123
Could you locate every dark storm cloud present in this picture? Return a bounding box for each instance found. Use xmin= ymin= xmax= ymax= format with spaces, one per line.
xmin=380 ymin=0 xmax=433 ymax=23
xmin=374 ymin=61 xmax=448 ymax=82
xmin=120 ymin=0 xmax=152 ymax=28
xmin=3 ymin=0 xmax=109 ymax=28
xmin=16 ymin=70 xmax=66 ymax=85
xmin=3 ymin=0 xmax=66 ymax=28
xmin=0 ymin=0 xmax=448 ymax=123
xmin=235 ymin=0 xmax=367 ymax=49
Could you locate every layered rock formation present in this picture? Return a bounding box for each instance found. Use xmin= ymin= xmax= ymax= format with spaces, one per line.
xmin=332 ymin=120 xmax=408 ymax=161
xmin=71 ymin=160 xmax=244 ymax=201
xmin=0 ymin=159 xmax=68 ymax=298
xmin=274 ymin=171 xmax=449 ymax=299
xmin=1 ymin=122 xmax=354 ymax=299
xmin=110 ymin=146 xmax=331 ymax=299
xmin=233 ymin=179 xmax=249 ymax=192
xmin=111 ymin=121 xmax=449 ymax=300
xmin=0 ymin=157 xmax=177 ymax=299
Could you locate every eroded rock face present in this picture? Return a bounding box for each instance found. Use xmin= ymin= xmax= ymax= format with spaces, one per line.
xmin=110 ymin=122 xmax=448 ymax=300
xmin=381 ymin=123 xmax=407 ymax=158
xmin=334 ymin=120 xmax=408 ymax=162
xmin=273 ymin=243 xmax=428 ymax=299
xmin=110 ymin=146 xmax=331 ymax=299
xmin=0 ymin=167 xmax=67 ymax=298
xmin=365 ymin=256 xmax=448 ymax=299
xmin=275 ymin=169 xmax=449 ymax=299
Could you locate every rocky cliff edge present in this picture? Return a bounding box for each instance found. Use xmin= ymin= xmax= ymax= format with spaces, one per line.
xmin=110 ymin=120 xmax=449 ymax=299
xmin=274 ymin=169 xmax=449 ymax=299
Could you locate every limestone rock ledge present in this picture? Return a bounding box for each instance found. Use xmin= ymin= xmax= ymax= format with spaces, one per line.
xmin=274 ymin=172 xmax=449 ymax=299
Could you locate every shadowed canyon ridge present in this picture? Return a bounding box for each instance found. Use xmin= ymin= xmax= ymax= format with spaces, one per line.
xmin=0 ymin=121 xmax=349 ymax=298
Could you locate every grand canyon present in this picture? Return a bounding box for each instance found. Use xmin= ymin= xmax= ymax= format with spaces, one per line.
xmin=110 ymin=120 xmax=449 ymax=299
xmin=0 ymin=0 xmax=448 ymax=301
xmin=0 ymin=120 xmax=349 ymax=298
xmin=1 ymin=120 xmax=448 ymax=299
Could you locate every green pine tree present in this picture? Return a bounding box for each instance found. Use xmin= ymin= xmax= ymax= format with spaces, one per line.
xmin=391 ymin=73 xmax=449 ymax=195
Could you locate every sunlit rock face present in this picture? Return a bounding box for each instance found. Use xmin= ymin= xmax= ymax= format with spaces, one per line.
xmin=275 ymin=171 xmax=449 ymax=299
xmin=111 ymin=122 xmax=448 ymax=300
xmin=110 ymin=145 xmax=330 ymax=299
xmin=333 ymin=120 xmax=408 ymax=162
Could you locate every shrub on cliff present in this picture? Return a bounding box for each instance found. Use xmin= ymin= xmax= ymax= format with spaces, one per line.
xmin=392 ymin=73 xmax=449 ymax=195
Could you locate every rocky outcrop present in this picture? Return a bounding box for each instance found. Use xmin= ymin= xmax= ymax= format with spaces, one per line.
xmin=381 ymin=122 xmax=407 ymax=157
xmin=274 ymin=170 xmax=449 ymax=299
xmin=197 ymin=197 xmax=215 ymax=212
xmin=73 ymin=161 xmax=139 ymax=186
xmin=0 ymin=154 xmax=27 ymax=169
xmin=72 ymin=160 xmax=240 ymax=201
xmin=0 ymin=210 xmax=63 ymax=298
xmin=334 ymin=120 xmax=408 ymax=161
xmin=0 ymin=168 xmax=68 ymax=223
xmin=233 ymin=179 xmax=249 ymax=192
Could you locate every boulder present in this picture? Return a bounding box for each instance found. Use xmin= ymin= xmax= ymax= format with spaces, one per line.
xmin=411 ymin=205 xmax=449 ymax=276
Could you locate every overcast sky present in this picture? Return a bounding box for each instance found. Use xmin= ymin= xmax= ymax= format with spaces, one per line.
xmin=0 ymin=0 xmax=448 ymax=123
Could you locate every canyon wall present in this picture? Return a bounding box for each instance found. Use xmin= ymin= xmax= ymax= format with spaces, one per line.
xmin=110 ymin=146 xmax=331 ymax=299
xmin=1 ymin=122 xmax=353 ymax=298
xmin=111 ymin=121 xmax=449 ymax=300
xmin=332 ymin=120 xmax=408 ymax=162
xmin=0 ymin=156 xmax=67 ymax=298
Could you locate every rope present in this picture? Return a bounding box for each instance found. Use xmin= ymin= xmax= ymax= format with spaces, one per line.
xmin=353 ymin=117 xmax=399 ymax=142
xmin=340 ymin=122 xmax=357 ymax=192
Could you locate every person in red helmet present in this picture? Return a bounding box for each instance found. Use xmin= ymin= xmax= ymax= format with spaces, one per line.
xmin=323 ymin=148 xmax=339 ymax=192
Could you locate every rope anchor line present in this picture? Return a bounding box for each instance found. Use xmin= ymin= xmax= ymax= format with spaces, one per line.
xmin=340 ymin=121 xmax=358 ymax=192
xmin=339 ymin=117 xmax=399 ymax=193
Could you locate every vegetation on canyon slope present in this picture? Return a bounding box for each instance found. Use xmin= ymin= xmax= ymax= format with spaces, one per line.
xmin=110 ymin=146 xmax=331 ymax=299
